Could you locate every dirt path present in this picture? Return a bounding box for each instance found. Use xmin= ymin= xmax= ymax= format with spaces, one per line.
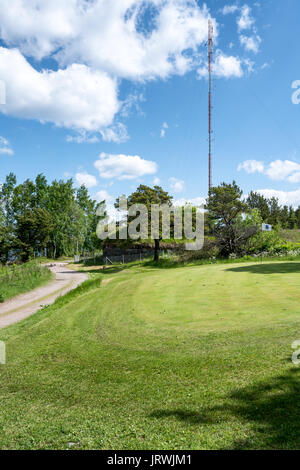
xmin=0 ymin=263 xmax=88 ymax=329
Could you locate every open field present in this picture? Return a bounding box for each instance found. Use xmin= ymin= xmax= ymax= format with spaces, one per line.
xmin=1 ymin=260 xmax=300 ymax=449
xmin=0 ymin=262 xmax=52 ymax=302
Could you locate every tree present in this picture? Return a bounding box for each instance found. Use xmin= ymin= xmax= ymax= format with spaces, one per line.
xmin=117 ymin=185 xmax=173 ymax=262
xmin=0 ymin=173 xmax=17 ymax=263
xmin=288 ymin=206 xmax=297 ymax=229
xmin=0 ymin=172 xmax=100 ymax=262
xmin=206 ymin=181 xmax=251 ymax=256
xmin=268 ymin=197 xmax=281 ymax=226
xmin=246 ymin=191 xmax=270 ymax=221
xmin=16 ymin=208 xmax=54 ymax=261
xmin=76 ymin=185 xmax=98 ymax=253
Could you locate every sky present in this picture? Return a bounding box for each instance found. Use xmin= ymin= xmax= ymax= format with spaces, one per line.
xmin=0 ymin=0 xmax=300 ymax=214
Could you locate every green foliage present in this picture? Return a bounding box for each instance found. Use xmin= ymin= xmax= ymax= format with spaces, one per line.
xmin=179 ymin=237 xmax=219 ymax=262
xmin=116 ymin=184 xmax=173 ymax=262
xmin=247 ymin=191 xmax=300 ymax=229
xmin=206 ymin=181 xmax=251 ymax=256
xmin=0 ymin=173 xmax=100 ymax=261
xmin=0 ymin=261 xmax=52 ymax=301
xmin=16 ymin=208 xmax=54 ymax=261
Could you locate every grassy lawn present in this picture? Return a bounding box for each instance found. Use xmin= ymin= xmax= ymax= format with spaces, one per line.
xmin=0 ymin=262 xmax=53 ymax=302
xmin=1 ymin=260 xmax=300 ymax=449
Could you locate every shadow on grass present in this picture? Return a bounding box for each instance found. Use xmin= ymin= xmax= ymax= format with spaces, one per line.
xmin=149 ymin=369 xmax=300 ymax=449
xmin=73 ymin=259 xmax=185 ymax=276
xmin=227 ymin=262 xmax=300 ymax=275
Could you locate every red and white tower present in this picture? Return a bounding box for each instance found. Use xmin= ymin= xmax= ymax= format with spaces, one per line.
xmin=208 ymin=19 xmax=213 ymax=193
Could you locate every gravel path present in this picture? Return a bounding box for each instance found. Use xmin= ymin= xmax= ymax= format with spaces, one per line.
xmin=0 ymin=263 xmax=88 ymax=329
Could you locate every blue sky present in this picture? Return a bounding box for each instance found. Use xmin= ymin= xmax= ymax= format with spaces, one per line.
xmin=0 ymin=0 xmax=300 ymax=211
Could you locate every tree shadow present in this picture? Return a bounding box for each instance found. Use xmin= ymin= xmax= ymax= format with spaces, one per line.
xmin=227 ymin=262 xmax=300 ymax=275
xmin=149 ymin=369 xmax=300 ymax=449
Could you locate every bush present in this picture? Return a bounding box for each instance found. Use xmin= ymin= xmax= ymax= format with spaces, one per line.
xmin=179 ymin=238 xmax=219 ymax=263
xmin=0 ymin=261 xmax=52 ymax=301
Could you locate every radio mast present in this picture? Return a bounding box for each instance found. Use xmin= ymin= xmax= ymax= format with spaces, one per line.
xmin=208 ymin=19 xmax=213 ymax=194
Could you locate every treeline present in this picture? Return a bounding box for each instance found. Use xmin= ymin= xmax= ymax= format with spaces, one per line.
xmin=247 ymin=191 xmax=300 ymax=229
xmin=0 ymin=173 xmax=101 ymax=263
xmin=204 ymin=182 xmax=300 ymax=259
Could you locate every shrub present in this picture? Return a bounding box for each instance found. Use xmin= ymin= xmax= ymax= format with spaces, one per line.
xmin=179 ymin=238 xmax=219 ymax=263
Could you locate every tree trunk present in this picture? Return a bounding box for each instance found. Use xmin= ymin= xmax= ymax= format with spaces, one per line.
xmin=154 ymin=239 xmax=160 ymax=262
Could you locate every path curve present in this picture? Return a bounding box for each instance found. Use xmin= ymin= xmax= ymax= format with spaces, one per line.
xmin=0 ymin=263 xmax=88 ymax=329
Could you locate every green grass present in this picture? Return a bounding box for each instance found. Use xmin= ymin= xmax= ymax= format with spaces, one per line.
xmin=1 ymin=260 xmax=300 ymax=449
xmin=0 ymin=261 xmax=53 ymax=302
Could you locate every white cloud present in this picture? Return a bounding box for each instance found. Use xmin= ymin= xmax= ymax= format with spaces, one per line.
xmin=0 ymin=47 xmax=120 ymax=132
xmin=198 ymin=51 xmax=244 ymax=79
xmin=0 ymin=135 xmax=14 ymax=155
xmin=169 ymin=177 xmax=185 ymax=193
xmin=0 ymin=1 xmax=250 ymax=137
xmin=265 ymin=160 xmax=300 ymax=182
xmin=238 ymin=159 xmax=300 ymax=184
xmin=257 ymin=188 xmax=300 ymax=208
xmin=238 ymin=160 xmax=264 ymax=174
xmin=244 ymin=58 xmax=255 ymax=73
xmin=153 ymin=177 xmax=161 ymax=185
xmin=0 ymin=0 xmax=80 ymax=60
xmin=213 ymin=52 xmax=243 ymax=78
xmin=75 ymin=172 xmax=98 ymax=188
xmin=174 ymin=196 xmax=206 ymax=207
xmin=222 ymin=5 xmax=239 ymax=15
xmin=94 ymin=189 xmax=114 ymax=203
xmin=66 ymin=131 xmax=99 ymax=144
xmin=237 ymin=5 xmax=254 ymax=31
xmin=0 ymin=0 xmax=212 ymax=81
xmin=160 ymin=122 xmax=168 ymax=138
xmin=94 ymin=189 xmax=117 ymax=220
xmin=100 ymin=123 xmax=129 ymax=144
xmin=198 ymin=52 xmax=243 ymax=78
xmin=94 ymin=152 xmax=157 ymax=180
xmin=240 ymin=34 xmax=261 ymax=53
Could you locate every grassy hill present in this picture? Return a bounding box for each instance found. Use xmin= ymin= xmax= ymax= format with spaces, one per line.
xmin=1 ymin=260 xmax=300 ymax=449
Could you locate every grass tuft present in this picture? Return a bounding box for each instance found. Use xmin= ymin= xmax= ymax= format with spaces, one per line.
xmin=0 ymin=261 xmax=52 ymax=302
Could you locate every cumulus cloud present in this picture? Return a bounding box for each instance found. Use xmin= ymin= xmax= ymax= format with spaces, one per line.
xmin=0 ymin=47 xmax=120 ymax=132
xmin=221 ymin=5 xmax=239 ymax=15
xmin=75 ymin=172 xmax=98 ymax=188
xmin=240 ymin=34 xmax=261 ymax=53
xmin=100 ymin=123 xmax=129 ymax=144
xmin=0 ymin=0 xmax=81 ymax=60
xmin=94 ymin=189 xmax=114 ymax=203
xmin=0 ymin=1 xmax=250 ymax=137
xmin=169 ymin=177 xmax=185 ymax=193
xmin=94 ymin=189 xmax=117 ymax=220
xmin=0 ymin=0 xmax=211 ymax=81
xmin=221 ymin=4 xmax=261 ymax=55
xmin=265 ymin=160 xmax=300 ymax=183
xmin=213 ymin=52 xmax=243 ymax=78
xmin=94 ymin=152 xmax=157 ymax=180
xmin=238 ymin=159 xmax=300 ymax=183
xmin=238 ymin=160 xmax=264 ymax=174
xmin=198 ymin=51 xmax=243 ymax=78
xmin=237 ymin=5 xmax=254 ymax=31
xmin=257 ymin=188 xmax=300 ymax=208
xmin=0 ymin=136 xmax=14 ymax=155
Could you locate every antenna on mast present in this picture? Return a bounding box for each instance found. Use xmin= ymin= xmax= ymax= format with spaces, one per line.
xmin=208 ymin=19 xmax=213 ymax=194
